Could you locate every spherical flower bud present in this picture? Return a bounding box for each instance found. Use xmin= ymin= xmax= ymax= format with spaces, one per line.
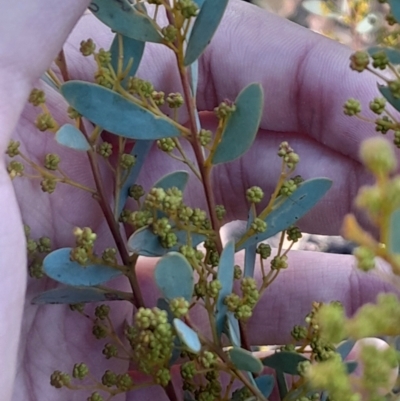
xmin=97 ymin=48 xmax=111 ymax=66
xmin=369 ymin=97 xmax=386 ymax=114
xmin=128 ymin=184 xmax=145 ymax=200
xmin=207 ymin=279 xmax=222 ymax=298
xmin=50 ymin=371 xmax=71 ymax=388
xmin=251 ymin=218 xmax=267 ymax=233
xmin=198 ymin=129 xmax=212 ymax=146
xmin=234 ymin=265 xmax=242 ymax=279
xmin=119 ymin=153 xmax=136 ymax=170
xmin=359 ymin=137 xmax=397 ymax=175
xmin=92 ymin=324 xmax=107 ymax=339
xmin=99 ymin=142 xmax=112 ymax=158
xmin=181 ymin=361 xmax=196 ymax=380
xmin=72 ymin=362 xmax=89 ymax=380
xmin=116 ymin=373 xmax=133 ymax=391
xmin=35 ymin=113 xmax=57 ymax=132
xmin=29 ymin=260 xmax=44 ymax=279
xmin=6 ymin=140 xmax=20 ymax=157
xmin=353 ymin=246 xmax=376 ymax=272
xmin=28 ymin=88 xmax=46 ymax=106
xmin=94 ymin=67 xmax=113 ymax=89
xmin=271 ymin=255 xmax=288 ymax=270
xmin=37 ymin=236 xmax=51 ymax=253
xmin=40 ymin=178 xmax=57 ymax=194
xmin=170 ymin=297 xmax=189 ymax=318
xmin=155 ymin=367 xmax=171 ymax=387
xmin=355 ymin=185 xmax=382 ymax=216
xmin=246 ymin=186 xmax=264 ymax=203
xmin=350 ymin=50 xmax=370 ymax=72
xmin=256 ymin=243 xmax=271 ymax=259
xmin=166 ymin=92 xmax=184 ymax=108
xmin=199 ymin=351 xmax=216 ymax=368
xmin=161 ymin=25 xmax=178 ymax=42
xmin=80 ymin=38 xmax=96 ymax=56
xmin=215 ymin=204 xmax=226 ymax=220
xmin=214 ymin=101 xmax=236 ymax=119
xmin=157 ymin=137 xmax=176 ymax=152
xmin=286 ymin=226 xmax=302 ymax=242
xmin=102 ymin=343 xmax=118 ymax=359
xmin=44 ymin=153 xmax=60 ymax=170
xmin=235 ymin=304 xmax=253 ymax=320
xmin=371 ymin=51 xmax=389 ymax=70
xmin=101 ymin=247 xmax=117 ymax=264
xmin=343 ymin=98 xmax=361 ymax=116
xmin=375 ymin=116 xmax=394 ymax=134
xmin=291 ymin=325 xmax=308 ymax=341
xmin=160 ymin=232 xmax=178 ymax=248
xmin=87 ymin=392 xmax=103 ymax=401
xmin=95 ymin=304 xmax=110 ymax=320
xmin=224 ymin=293 xmax=241 ymax=311
xmin=102 ymin=370 xmax=117 ymax=387
xmin=389 ymin=79 xmax=400 ymax=99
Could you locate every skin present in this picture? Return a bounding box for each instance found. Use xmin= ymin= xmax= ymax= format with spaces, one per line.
xmin=0 ymin=1 xmax=398 ymax=400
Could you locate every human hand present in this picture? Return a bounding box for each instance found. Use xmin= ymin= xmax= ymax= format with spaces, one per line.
xmin=1 ymin=1 xmax=397 ymax=400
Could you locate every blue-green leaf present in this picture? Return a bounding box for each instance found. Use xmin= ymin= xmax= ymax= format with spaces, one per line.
xmin=336 ymin=339 xmax=356 ymax=360
xmin=41 ymin=72 xmax=59 ymax=92
xmin=388 ymin=0 xmax=400 ymax=23
xmin=193 ymin=0 xmax=206 ymax=6
xmin=276 ymin=370 xmax=288 ymax=399
xmin=55 ymin=124 xmax=91 ymax=151
xmin=89 ymin=0 xmax=162 ymax=43
xmin=379 ymin=85 xmax=400 ymax=112
xmin=173 ymin=318 xmax=201 ymax=353
xmin=61 ymin=81 xmax=180 ymax=140
xmin=389 ymin=209 xmax=400 ymax=253
xmin=255 ymin=375 xmax=275 ymax=398
xmin=154 ymin=252 xmax=194 ymax=301
xmin=236 ymin=178 xmax=332 ymax=251
xmin=368 ymin=46 xmax=400 ymax=65
xmin=152 ymin=171 xmax=189 ymax=191
xmin=226 ymin=312 xmax=241 ymax=346
xmin=244 ymin=209 xmax=257 ymax=278
xmin=110 ymin=33 xmax=145 ymax=87
xmin=118 ymin=140 xmax=153 ymax=215
xmin=262 ymin=352 xmax=309 ymax=375
xmin=32 ymin=286 xmax=132 ymax=304
xmin=184 ymin=0 xmax=228 ymax=66
xmin=346 ymin=361 xmax=358 ymax=374
xmin=212 ymin=84 xmax=263 ymax=165
xmin=229 ymin=347 xmax=263 ymax=373
xmin=127 ymin=226 xmax=205 ymax=257
xmin=43 ymin=248 xmax=123 ymax=286
xmin=215 ymin=240 xmax=235 ymax=338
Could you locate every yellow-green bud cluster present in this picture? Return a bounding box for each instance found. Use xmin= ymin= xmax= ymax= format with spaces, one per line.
xmin=6 ymin=140 xmax=20 ymax=157
xmin=175 ymin=0 xmax=199 ymax=19
xmin=279 ymin=179 xmax=297 ymax=197
xmin=389 ymin=79 xmax=400 ymax=99
xmin=291 ymin=325 xmax=308 ymax=341
xmin=215 ymin=204 xmax=226 ymax=220
xmin=92 ymin=324 xmax=107 ymax=339
xmin=101 ymin=247 xmax=117 ymax=264
xmin=246 ymin=186 xmax=264 ymax=203
xmin=199 ymin=351 xmax=216 ymax=369
xmin=166 ymin=92 xmax=184 ymax=108
xmin=277 ymin=141 xmax=300 ymax=169
xmin=94 ymin=67 xmax=113 ymax=89
xmin=69 ymin=303 xmax=85 ymax=313
xmin=169 ymin=297 xmax=190 ymax=318
xmin=115 ymin=373 xmax=134 ymax=391
xmin=181 ymin=361 xmax=196 ymax=380
xmin=101 ymin=370 xmax=117 ymax=387
xmin=119 ymin=153 xmax=136 ymax=170
xmin=35 ymin=112 xmax=56 ymax=131
xmin=71 ymin=227 xmax=97 ymax=265
xmin=375 ymin=116 xmax=394 ymax=134
xmin=99 ymin=142 xmax=113 ymax=158
xmin=28 ymin=88 xmax=46 ymax=106
xmin=198 ymin=129 xmax=212 ymax=146
xmin=157 ymin=137 xmax=176 ymax=153
xmin=343 ymin=98 xmax=361 ymax=116
xmin=256 ymin=243 xmax=271 ymax=259
xmin=251 ymin=217 xmax=267 ymax=233
xmin=102 ymin=343 xmax=118 ymax=359
xmin=29 ymin=260 xmax=44 ymax=279
xmin=286 ymin=226 xmax=302 ymax=242
xmin=162 ymin=25 xmax=178 ymax=42
xmin=234 ymin=265 xmax=242 ymax=279
xmin=128 ymin=77 xmax=154 ymax=97
xmin=353 ymin=246 xmax=375 ymax=272
xmin=72 ymin=362 xmax=89 ymax=380
xmin=206 ymin=279 xmax=222 ymax=299
xmin=67 ymin=106 xmax=81 ymax=120
xmin=97 ymin=48 xmax=111 ymax=66
xmin=44 ymin=153 xmax=60 ymax=170
xmin=87 ymin=392 xmax=103 ymax=401
xmin=95 ymin=304 xmax=110 ymax=320
xmin=7 ymin=160 xmax=24 ymax=178
xmin=152 ymin=91 xmax=165 ymax=105
xmin=394 ymin=131 xmax=400 ymax=148
xmin=214 ymin=101 xmax=236 ymax=119
xmin=369 ymin=97 xmax=386 ymax=115
xmin=271 ymin=255 xmax=288 ymax=270
xmin=80 ymin=38 xmax=96 ymax=56
xmin=128 ymin=184 xmax=145 ymax=200
xmin=40 ymin=178 xmax=57 ymax=194
xmin=50 ymin=371 xmax=71 ymax=388
xmin=350 ymin=50 xmax=370 ymax=72
xmin=371 ymin=51 xmax=389 ymax=70
xmin=155 ymin=367 xmax=171 ymax=387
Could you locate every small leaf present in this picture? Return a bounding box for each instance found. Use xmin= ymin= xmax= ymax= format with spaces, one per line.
xmin=154 ymin=252 xmax=194 ymax=301
xmin=43 ymin=248 xmax=123 ymax=286
xmin=89 ymin=0 xmax=162 ymax=43
xmin=110 ymin=33 xmax=145 ymax=87
xmin=262 ymin=352 xmax=309 ymax=375
xmin=55 ymin=124 xmax=91 ymax=151
xmin=189 ymin=60 xmax=199 ymax=98
xmin=152 ymin=171 xmax=189 ymax=191
xmin=32 ymin=286 xmax=131 ymax=304
xmin=118 ymin=140 xmax=153 ymax=215
xmin=255 ymin=375 xmax=275 ymax=398
xmin=388 ymin=0 xmax=400 ymax=23
xmin=236 ymin=178 xmax=332 ymax=251
xmin=276 ymin=370 xmax=288 ymax=399
xmin=379 ymin=84 xmax=400 ymax=112
xmin=229 ymin=347 xmax=263 ymax=373
xmin=226 ymin=312 xmax=241 ymax=346
xmin=346 ymin=361 xmax=358 ymax=374
xmin=336 ymin=339 xmax=356 ymax=360
xmin=215 ymin=240 xmax=235 ymax=338
xmin=173 ymin=319 xmax=201 ymax=353
xmin=61 ymin=81 xmax=180 ymax=140
xmin=368 ymin=46 xmax=400 ymax=65
xmin=389 ymin=209 xmax=400 ymax=253
xmin=127 ymin=226 xmax=205 ymax=257
xmin=184 ymin=0 xmax=228 ymax=66
xmin=244 ymin=208 xmax=257 ymax=278
xmin=212 ymin=84 xmax=263 ymax=165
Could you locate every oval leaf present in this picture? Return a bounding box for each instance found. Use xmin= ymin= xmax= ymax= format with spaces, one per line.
xmin=229 ymin=347 xmax=263 ymax=373
xmin=255 ymin=375 xmax=275 ymax=398
xmin=184 ymin=0 xmax=228 ymax=66
xmin=127 ymin=226 xmax=205 ymax=257
xmin=118 ymin=140 xmax=153 ymax=215
xmin=43 ymin=248 xmax=123 ymax=286
xmin=89 ymin=0 xmax=162 ymax=43
xmin=152 ymin=171 xmax=189 ymax=191
xmin=262 ymin=351 xmax=309 ymax=375
xmin=226 ymin=312 xmax=241 ymax=347
xmin=55 ymin=124 xmax=91 ymax=151
xmin=389 ymin=209 xmax=400 ymax=254
xmin=336 ymin=339 xmax=356 ymax=360
xmin=110 ymin=33 xmax=145 ymax=87
xmin=154 ymin=252 xmax=194 ymax=301
xmin=368 ymin=46 xmax=400 ymax=65
xmin=61 ymin=81 xmax=180 ymax=140
xmin=379 ymin=84 xmax=400 ymax=112
xmin=236 ymin=178 xmax=332 ymax=251
xmin=32 ymin=286 xmax=132 ymax=304
xmin=388 ymin=0 xmax=400 ymax=23
xmin=212 ymin=84 xmax=263 ymax=165
xmin=173 ymin=319 xmax=201 ymax=353
xmin=215 ymin=240 xmax=235 ymax=338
